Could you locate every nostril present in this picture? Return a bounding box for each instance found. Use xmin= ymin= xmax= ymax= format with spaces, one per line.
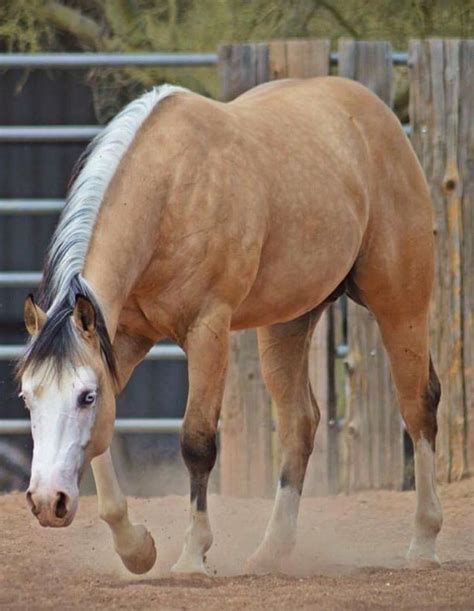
xmin=26 ymin=490 xmax=39 ymax=516
xmin=54 ymin=492 xmax=69 ymax=519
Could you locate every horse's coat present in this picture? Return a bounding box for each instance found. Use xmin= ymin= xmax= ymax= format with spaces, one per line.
xmin=21 ymin=77 xmax=442 ymax=575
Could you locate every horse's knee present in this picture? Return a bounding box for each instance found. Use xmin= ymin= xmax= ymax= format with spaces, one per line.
xmin=278 ymin=407 xmax=317 ymax=491
xmin=181 ymin=424 xmax=216 ymax=470
xmin=99 ymin=498 xmax=127 ymax=526
xmin=180 ymin=424 xmax=216 ymax=510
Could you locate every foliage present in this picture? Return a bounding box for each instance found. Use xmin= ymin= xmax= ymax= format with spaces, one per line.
xmin=1 ymin=0 xmax=473 ymax=119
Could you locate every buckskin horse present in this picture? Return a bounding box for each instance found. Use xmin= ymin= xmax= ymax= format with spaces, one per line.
xmin=18 ymin=78 xmax=442 ymax=575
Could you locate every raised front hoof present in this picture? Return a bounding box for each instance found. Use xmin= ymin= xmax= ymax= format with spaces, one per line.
xmin=171 ymin=555 xmax=209 ymax=576
xmin=118 ymin=526 xmax=157 ymax=575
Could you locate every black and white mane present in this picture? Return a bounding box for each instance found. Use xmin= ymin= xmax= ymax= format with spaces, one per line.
xmin=19 ymin=84 xmax=185 ymax=379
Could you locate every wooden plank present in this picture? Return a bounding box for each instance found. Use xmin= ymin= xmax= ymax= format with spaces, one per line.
xmin=218 ymin=42 xmax=269 ymax=102
xmin=443 ymin=39 xmax=467 ymax=480
xmin=459 ymin=41 xmax=474 ymax=476
xmin=338 ymin=40 xmax=404 ymax=491
xmin=268 ymin=39 xmax=330 ymax=80
xmin=266 ymin=39 xmax=333 ymax=496
xmin=219 ymin=39 xmax=332 ymax=497
xmin=220 ymin=331 xmax=273 ymax=497
xmin=280 ymin=39 xmax=332 ymax=497
xmin=218 ymin=43 xmax=273 ymax=497
xmin=409 ymin=39 xmax=468 ymax=481
xmin=338 ymin=39 xmax=393 ymax=105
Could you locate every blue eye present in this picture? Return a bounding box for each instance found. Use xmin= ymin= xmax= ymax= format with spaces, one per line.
xmin=78 ymin=390 xmax=96 ymax=408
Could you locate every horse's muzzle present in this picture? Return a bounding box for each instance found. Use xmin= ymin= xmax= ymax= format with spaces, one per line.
xmin=26 ymin=488 xmax=77 ymax=527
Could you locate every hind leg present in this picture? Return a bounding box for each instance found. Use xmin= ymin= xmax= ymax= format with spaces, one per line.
xmin=245 ymin=308 xmax=323 ymax=573
xmin=351 ymin=242 xmax=442 ymax=566
xmin=376 ymin=312 xmax=442 ymax=566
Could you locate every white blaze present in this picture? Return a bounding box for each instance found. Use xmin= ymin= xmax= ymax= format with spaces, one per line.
xmin=23 ymin=364 xmax=98 ymax=504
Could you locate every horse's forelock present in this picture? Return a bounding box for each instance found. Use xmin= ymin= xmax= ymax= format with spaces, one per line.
xmin=17 ymin=277 xmax=118 ymax=385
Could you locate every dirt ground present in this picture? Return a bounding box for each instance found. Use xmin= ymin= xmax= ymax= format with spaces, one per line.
xmin=0 ymin=477 xmax=473 ymax=610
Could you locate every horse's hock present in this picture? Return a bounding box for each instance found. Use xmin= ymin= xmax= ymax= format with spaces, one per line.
xmin=218 ymin=38 xmax=474 ymax=497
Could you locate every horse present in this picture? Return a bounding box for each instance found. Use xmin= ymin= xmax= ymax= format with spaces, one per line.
xmin=18 ymin=77 xmax=442 ymax=576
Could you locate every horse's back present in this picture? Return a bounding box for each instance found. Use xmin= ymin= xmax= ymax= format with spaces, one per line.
xmin=117 ymin=78 xmax=434 ymax=331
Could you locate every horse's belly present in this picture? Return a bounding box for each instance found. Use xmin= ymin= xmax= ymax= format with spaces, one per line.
xmin=231 ymin=247 xmax=356 ymax=329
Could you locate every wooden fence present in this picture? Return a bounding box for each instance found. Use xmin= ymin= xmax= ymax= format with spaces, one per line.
xmin=218 ymin=38 xmax=474 ymax=496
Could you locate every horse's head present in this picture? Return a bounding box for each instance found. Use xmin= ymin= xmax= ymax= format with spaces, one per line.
xmin=19 ymin=293 xmax=117 ymax=527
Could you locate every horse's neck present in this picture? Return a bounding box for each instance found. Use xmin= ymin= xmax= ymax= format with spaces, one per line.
xmin=82 ymin=174 xmax=169 ymax=339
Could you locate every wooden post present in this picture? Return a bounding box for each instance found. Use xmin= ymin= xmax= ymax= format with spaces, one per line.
xmin=218 ymin=39 xmax=332 ymax=497
xmin=219 ymin=331 xmax=273 ymax=496
xmin=218 ymin=43 xmax=269 ymax=102
xmin=268 ymin=39 xmax=330 ymax=80
xmin=459 ymin=41 xmax=474 ymax=477
xmin=218 ymin=43 xmax=273 ymax=497
xmin=269 ymin=39 xmax=333 ymax=496
xmin=409 ymin=39 xmax=472 ymax=481
xmin=338 ymin=40 xmax=404 ymax=491
xmin=263 ymin=38 xmax=334 ymax=496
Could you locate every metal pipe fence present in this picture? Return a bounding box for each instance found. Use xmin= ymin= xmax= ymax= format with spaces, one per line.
xmin=0 ymin=51 xmax=408 ymax=69
xmin=0 ymin=126 xmax=101 ymax=142
xmin=0 ymin=344 xmax=185 ymax=361
xmin=0 ymin=199 xmax=64 ymax=214
xmin=0 ymin=52 xmax=218 ymax=69
xmin=0 ymin=418 xmax=183 ymax=435
xmin=0 ymin=51 xmax=411 ymax=144
xmin=0 ymin=272 xmax=42 ymax=287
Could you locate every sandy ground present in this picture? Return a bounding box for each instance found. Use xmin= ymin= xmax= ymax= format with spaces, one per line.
xmin=0 ymin=477 xmax=473 ymax=610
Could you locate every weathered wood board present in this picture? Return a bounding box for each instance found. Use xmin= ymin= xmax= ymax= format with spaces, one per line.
xmin=409 ymin=39 xmax=473 ymax=481
xmin=338 ymin=40 xmax=404 ymax=491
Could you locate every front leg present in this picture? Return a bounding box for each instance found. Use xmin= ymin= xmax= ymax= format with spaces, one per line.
xmin=92 ymin=330 xmax=157 ymax=574
xmin=92 ymin=449 xmax=157 ymax=574
xmin=171 ymin=308 xmax=230 ymax=575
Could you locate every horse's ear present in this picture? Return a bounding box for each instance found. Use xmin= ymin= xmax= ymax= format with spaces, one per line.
xmin=24 ymin=295 xmax=46 ymax=336
xmin=73 ymin=294 xmax=97 ymax=337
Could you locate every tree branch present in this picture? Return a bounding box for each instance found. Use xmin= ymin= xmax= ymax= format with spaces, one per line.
xmin=318 ymin=0 xmax=360 ymax=38
xmin=41 ymin=1 xmax=112 ymax=49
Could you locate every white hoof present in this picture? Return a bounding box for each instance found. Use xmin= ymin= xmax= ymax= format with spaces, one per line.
xmin=407 ymin=539 xmax=440 ymax=569
xmin=171 ymin=555 xmax=209 ymax=576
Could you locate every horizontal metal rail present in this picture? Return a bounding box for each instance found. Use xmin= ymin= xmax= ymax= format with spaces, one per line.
xmin=0 ymin=52 xmax=408 ymax=69
xmin=0 ymin=272 xmax=42 ymax=287
xmin=0 ymin=52 xmax=218 ymax=69
xmin=0 ymin=344 xmax=185 ymax=361
xmin=329 ymin=51 xmax=408 ymax=66
xmin=0 ymin=122 xmax=412 ymax=143
xmin=0 ymin=418 xmax=183 ymax=435
xmin=0 ymin=199 xmax=64 ymax=214
xmin=0 ymin=126 xmax=101 ymax=142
